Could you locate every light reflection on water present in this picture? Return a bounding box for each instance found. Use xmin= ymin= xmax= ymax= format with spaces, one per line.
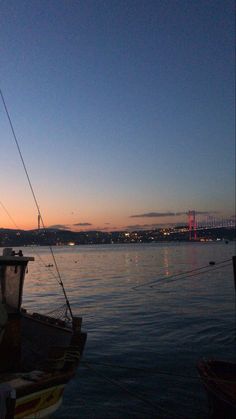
xmin=17 ymin=242 xmax=236 ymax=418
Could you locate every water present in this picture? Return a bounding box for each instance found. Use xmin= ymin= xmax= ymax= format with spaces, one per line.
xmin=21 ymin=242 xmax=235 ymax=418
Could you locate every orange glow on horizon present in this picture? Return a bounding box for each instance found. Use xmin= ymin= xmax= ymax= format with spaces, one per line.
xmin=1 ymin=195 xmax=232 ymax=232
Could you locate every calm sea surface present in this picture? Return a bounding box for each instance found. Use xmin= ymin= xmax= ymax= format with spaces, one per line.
xmin=20 ymin=242 xmax=235 ymax=418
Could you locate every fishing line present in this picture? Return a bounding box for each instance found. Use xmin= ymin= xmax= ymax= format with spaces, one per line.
xmin=83 ymin=361 xmax=187 ymax=419
xmin=82 ymin=360 xmax=199 ymax=381
xmin=0 ymin=89 xmax=73 ymax=320
xmin=133 ymin=258 xmax=232 ymax=290
xmin=0 ymin=206 xmax=57 ymax=288
xmin=0 ymin=200 xmax=19 ymax=229
xmin=149 ymin=262 xmax=232 ymax=288
xmin=0 ymin=199 xmax=59 ymax=280
xmin=82 ymin=360 xmax=236 ymax=384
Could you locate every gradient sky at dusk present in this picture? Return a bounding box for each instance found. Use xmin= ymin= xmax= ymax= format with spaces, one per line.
xmin=0 ymin=0 xmax=235 ymax=231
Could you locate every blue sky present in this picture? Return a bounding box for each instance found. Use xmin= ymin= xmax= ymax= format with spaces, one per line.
xmin=0 ymin=0 xmax=235 ymax=230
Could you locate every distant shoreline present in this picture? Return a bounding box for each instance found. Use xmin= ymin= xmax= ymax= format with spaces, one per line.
xmin=0 ymin=226 xmax=235 ymax=247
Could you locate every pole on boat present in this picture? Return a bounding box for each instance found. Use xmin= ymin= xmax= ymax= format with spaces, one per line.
xmin=233 ymin=256 xmax=236 ymax=340
xmin=233 ymin=256 xmax=236 ymax=293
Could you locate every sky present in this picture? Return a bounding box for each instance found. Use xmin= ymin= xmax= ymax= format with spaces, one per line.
xmin=0 ymin=0 xmax=235 ymax=231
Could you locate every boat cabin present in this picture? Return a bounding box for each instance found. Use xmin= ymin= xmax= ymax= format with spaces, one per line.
xmin=0 ymin=248 xmax=34 ymax=313
xmin=0 ymin=248 xmax=34 ymax=372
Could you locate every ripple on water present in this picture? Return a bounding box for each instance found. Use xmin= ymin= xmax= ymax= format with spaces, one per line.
xmin=20 ymin=242 xmax=235 ymax=419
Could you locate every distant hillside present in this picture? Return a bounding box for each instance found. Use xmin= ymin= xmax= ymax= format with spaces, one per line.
xmin=0 ymin=226 xmax=235 ymax=247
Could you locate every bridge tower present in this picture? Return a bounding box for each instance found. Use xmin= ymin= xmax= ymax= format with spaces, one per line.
xmin=188 ymin=210 xmax=197 ymax=240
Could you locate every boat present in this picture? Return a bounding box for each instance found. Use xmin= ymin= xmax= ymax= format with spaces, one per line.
xmin=197 ymin=359 xmax=236 ymax=418
xmin=0 ymin=247 xmax=87 ymax=418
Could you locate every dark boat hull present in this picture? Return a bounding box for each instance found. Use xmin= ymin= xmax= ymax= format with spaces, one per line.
xmin=1 ymin=311 xmax=86 ymax=418
xmin=21 ymin=312 xmax=73 ymax=369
